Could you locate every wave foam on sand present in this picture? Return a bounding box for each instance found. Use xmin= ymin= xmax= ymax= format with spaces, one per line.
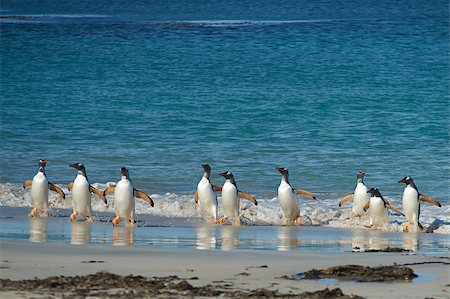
xmin=1 ymin=183 xmax=448 ymax=234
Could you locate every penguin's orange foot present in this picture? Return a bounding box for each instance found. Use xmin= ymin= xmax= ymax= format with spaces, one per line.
xmin=364 ymin=224 xmax=373 ymax=228
xmin=30 ymin=208 xmax=37 ymax=217
xmin=218 ymin=216 xmax=228 ymax=223
xmin=69 ymin=212 xmax=77 ymax=222
xmin=296 ymin=217 xmax=302 ymax=225
xmin=402 ymin=222 xmax=410 ymax=232
xmin=112 ymin=216 xmax=121 ymax=226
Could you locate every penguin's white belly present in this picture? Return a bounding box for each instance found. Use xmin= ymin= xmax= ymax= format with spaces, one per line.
xmin=197 ymin=179 xmax=218 ymax=218
xmin=72 ymin=177 xmax=92 ymax=217
xmin=402 ymin=187 xmax=419 ymax=225
xmin=353 ymin=184 xmax=369 ymax=215
xmin=369 ymin=197 xmax=388 ymax=224
xmin=221 ymin=183 xmax=239 ymax=218
xmin=114 ymin=180 xmax=134 ymax=219
xmin=278 ymin=185 xmax=299 ymax=220
xmin=31 ymin=173 xmax=48 ymax=209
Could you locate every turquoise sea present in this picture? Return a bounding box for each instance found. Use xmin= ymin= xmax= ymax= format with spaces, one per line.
xmin=1 ymin=0 xmax=448 ymax=221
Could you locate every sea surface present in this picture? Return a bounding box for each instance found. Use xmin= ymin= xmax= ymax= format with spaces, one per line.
xmin=1 ymin=1 xmax=448 ymax=233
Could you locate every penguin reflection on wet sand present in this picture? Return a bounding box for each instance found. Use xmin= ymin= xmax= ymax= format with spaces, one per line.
xmin=217 ymin=171 xmax=257 ymax=225
xmin=364 ymin=188 xmax=404 ymax=228
xmin=276 ymin=168 xmax=316 ymax=225
xmin=23 ymin=160 xmax=65 ymax=217
xmin=338 ymin=171 xmax=370 ymax=216
xmin=68 ymin=163 xmax=107 ymax=222
xmin=103 ymin=167 xmax=154 ymax=226
xmin=194 ymin=164 xmax=222 ymax=223
xmin=398 ymin=176 xmax=441 ymax=232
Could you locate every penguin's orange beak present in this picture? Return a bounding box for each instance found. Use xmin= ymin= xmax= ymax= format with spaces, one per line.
xmin=276 ymin=167 xmax=284 ymax=173
xmin=218 ymin=172 xmax=227 ymax=177
xmin=41 ymin=160 xmax=48 ymax=165
xmin=69 ymin=163 xmax=78 ymax=169
xmin=359 ymin=171 xmax=365 ymax=175
xmin=398 ymin=179 xmax=407 ymax=183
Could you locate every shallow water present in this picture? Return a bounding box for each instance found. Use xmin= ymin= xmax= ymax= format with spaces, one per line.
xmin=1 ymin=207 xmax=448 ymax=253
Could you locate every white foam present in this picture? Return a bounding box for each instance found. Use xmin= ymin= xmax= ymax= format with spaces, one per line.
xmin=1 ymin=183 xmax=448 ymax=234
xmin=1 ymin=14 xmax=109 ymax=18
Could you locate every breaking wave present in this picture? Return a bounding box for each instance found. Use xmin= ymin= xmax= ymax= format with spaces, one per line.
xmin=1 ymin=183 xmax=448 ymax=234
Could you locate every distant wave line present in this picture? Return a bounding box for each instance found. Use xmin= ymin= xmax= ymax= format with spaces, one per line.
xmin=145 ymin=18 xmax=371 ymax=28
xmin=0 ymin=14 xmax=110 ymax=19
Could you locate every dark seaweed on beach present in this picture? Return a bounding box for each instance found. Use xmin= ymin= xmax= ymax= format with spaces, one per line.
xmin=289 ymin=265 xmax=417 ymax=282
xmin=353 ymin=247 xmax=412 ymax=253
xmin=0 ymin=271 xmax=364 ymax=298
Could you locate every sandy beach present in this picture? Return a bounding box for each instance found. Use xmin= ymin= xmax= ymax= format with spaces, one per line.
xmin=1 ymin=236 xmax=449 ymax=298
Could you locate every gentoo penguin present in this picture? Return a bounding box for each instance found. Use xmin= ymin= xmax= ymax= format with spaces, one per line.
xmin=338 ymin=171 xmax=370 ymax=216
xmin=276 ymin=167 xmax=316 ymax=225
xmin=23 ymin=159 xmax=65 ymax=217
xmin=194 ymin=164 xmax=220 ymax=223
xmin=364 ymin=188 xmax=404 ymax=228
xmin=217 ymin=171 xmax=257 ymax=225
xmin=398 ymin=176 xmax=441 ymax=232
xmin=103 ymin=167 xmax=154 ymax=225
xmin=67 ymin=163 xmax=107 ymax=222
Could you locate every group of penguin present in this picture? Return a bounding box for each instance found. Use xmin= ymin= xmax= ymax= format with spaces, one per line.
xmin=23 ymin=160 xmax=442 ymax=232
xmin=23 ymin=160 xmax=152 ymax=225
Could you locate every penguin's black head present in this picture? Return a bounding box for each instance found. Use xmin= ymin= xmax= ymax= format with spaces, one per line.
xmin=357 ymin=171 xmax=365 ymax=180
xmin=367 ymin=187 xmax=381 ymax=197
xmin=276 ymin=167 xmax=289 ymax=176
xmin=202 ymin=164 xmax=211 ymax=172
xmin=38 ymin=159 xmax=48 ymax=172
xmin=69 ymin=162 xmax=84 ymax=171
xmin=120 ymin=167 xmax=129 ymax=177
xmin=276 ymin=167 xmax=289 ymax=181
xmin=398 ymin=176 xmax=412 ymax=184
xmin=218 ymin=171 xmax=233 ymax=180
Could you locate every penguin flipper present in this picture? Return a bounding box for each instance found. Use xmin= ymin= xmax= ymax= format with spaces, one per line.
xmin=213 ymin=185 xmax=223 ymax=192
xmin=134 ymin=189 xmax=154 ymax=207
xmin=48 ymin=182 xmax=66 ymax=199
xmin=294 ymin=189 xmax=316 ymax=199
xmin=363 ymin=201 xmax=370 ymax=212
xmin=194 ymin=191 xmax=199 ymax=204
xmin=419 ymin=195 xmax=442 ymax=207
xmin=338 ymin=194 xmax=353 ymax=206
xmin=23 ymin=180 xmax=32 ymax=189
xmin=239 ymin=191 xmax=258 ymax=205
xmin=103 ymin=186 xmax=116 ymax=196
xmin=386 ymin=204 xmax=405 ymax=216
xmin=90 ymin=185 xmax=107 ymax=204
xmin=67 ymin=182 xmax=74 ymax=191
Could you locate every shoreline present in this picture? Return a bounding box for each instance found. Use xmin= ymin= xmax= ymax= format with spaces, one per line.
xmin=0 ymin=240 xmax=449 ymax=298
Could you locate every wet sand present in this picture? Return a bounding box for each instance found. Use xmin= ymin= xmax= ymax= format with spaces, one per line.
xmin=0 ymin=240 xmax=448 ymax=298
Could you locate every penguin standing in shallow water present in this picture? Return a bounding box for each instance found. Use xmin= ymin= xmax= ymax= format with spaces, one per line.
xmin=338 ymin=171 xmax=370 ymax=216
xmin=103 ymin=167 xmax=154 ymax=225
xmin=23 ymin=160 xmax=65 ymax=217
xmin=67 ymin=163 xmax=107 ymax=222
xmin=194 ymin=164 xmax=221 ymax=223
xmin=217 ymin=171 xmax=257 ymax=225
xmin=398 ymin=176 xmax=441 ymax=232
xmin=276 ymin=167 xmax=316 ymax=225
xmin=364 ymin=188 xmax=404 ymax=228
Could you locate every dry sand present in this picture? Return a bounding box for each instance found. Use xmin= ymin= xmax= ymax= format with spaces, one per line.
xmin=0 ymin=240 xmax=448 ymax=298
